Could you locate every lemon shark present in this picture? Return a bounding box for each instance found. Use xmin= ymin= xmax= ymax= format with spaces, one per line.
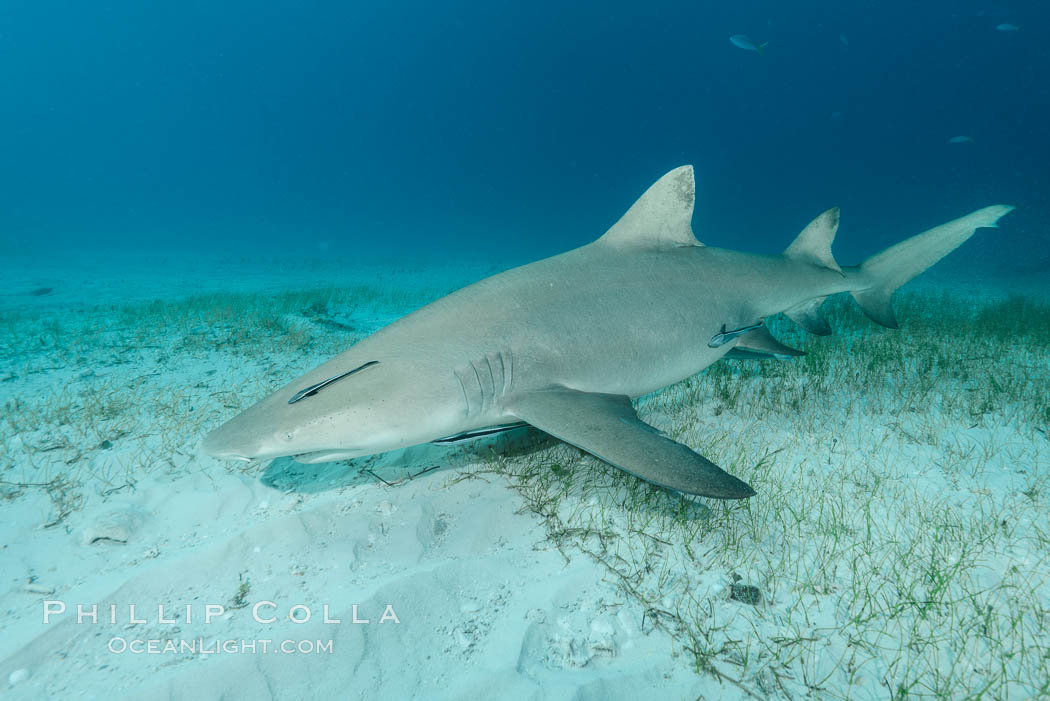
xmin=201 ymin=166 xmax=1012 ymax=499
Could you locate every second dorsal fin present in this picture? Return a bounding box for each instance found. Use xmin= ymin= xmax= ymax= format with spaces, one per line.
xmin=784 ymin=207 xmax=843 ymax=274
xmin=598 ymin=166 xmax=702 ymax=250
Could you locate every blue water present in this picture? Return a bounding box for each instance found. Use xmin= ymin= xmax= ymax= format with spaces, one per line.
xmin=0 ymin=0 xmax=1046 ymax=270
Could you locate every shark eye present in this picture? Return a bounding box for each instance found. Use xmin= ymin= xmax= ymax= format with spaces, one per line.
xmin=282 ymin=431 xmax=295 ymax=443
xmin=287 ymin=361 xmax=380 ymax=404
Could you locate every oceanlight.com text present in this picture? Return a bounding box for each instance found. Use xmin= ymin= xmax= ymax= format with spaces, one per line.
xmin=107 ymin=637 xmax=335 ymax=655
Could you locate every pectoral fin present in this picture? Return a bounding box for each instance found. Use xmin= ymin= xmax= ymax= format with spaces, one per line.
xmin=508 ymin=387 xmax=755 ymax=499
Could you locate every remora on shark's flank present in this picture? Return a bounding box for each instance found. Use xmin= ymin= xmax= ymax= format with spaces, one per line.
xmin=202 ymin=166 xmax=1013 ymax=499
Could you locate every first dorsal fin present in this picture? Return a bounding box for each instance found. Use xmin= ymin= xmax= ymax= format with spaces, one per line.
xmin=598 ymin=166 xmax=702 ymax=249
xmin=784 ymin=207 xmax=843 ymax=274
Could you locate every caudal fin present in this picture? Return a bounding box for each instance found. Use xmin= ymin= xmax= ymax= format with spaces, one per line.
xmin=851 ymin=205 xmax=1014 ymax=328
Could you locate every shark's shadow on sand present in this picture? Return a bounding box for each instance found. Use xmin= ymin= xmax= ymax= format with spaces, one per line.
xmin=259 ymin=424 xmax=713 ymax=521
xmin=260 ymin=426 xmax=551 ymax=493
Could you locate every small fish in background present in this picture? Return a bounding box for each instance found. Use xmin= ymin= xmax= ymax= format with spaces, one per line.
xmin=839 ymin=33 xmax=849 ymax=46
xmin=996 ymin=23 xmax=1020 ymax=31
xmin=730 ymin=35 xmax=769 ymax=56
xmin=949 ymin=135 xmax=975 ymax=144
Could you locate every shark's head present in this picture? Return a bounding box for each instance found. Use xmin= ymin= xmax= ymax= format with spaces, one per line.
xmin=200 ymin=360 xmax=403 ymax=463
xmin=198 ymin=394 xmax=309 ymax=462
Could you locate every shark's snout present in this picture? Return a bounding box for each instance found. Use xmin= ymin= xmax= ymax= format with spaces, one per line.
xmin=198 ymin=412 xmax=282 ymax=462
xmin=198 ymin=427 xmax=255 ymax=461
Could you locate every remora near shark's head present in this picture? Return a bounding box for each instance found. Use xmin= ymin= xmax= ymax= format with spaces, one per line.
xmin=202 ymin=166 xmax=1012 ymax=500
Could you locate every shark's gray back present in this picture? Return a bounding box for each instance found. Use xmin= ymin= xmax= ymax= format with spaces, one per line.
xmin=356 ymin=242 xmax=752 ymax=400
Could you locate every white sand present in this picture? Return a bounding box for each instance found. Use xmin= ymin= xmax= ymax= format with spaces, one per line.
xmin=1 ymin=463 xmax=713 ymax=699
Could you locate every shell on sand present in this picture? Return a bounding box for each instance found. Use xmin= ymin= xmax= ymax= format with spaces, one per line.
xmin=79 ymin=508 xmax=146 ymax=546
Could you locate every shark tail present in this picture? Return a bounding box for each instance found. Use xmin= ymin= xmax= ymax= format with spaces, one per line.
xmin=850 ymin=205 xmax=1014 ymax=328
xmin=756 ymin=41 xmax=768 ymax=56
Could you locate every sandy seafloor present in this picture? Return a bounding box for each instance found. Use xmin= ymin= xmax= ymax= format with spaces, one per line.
xmin=1 ymin=253 xmax=1048 ymax=700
